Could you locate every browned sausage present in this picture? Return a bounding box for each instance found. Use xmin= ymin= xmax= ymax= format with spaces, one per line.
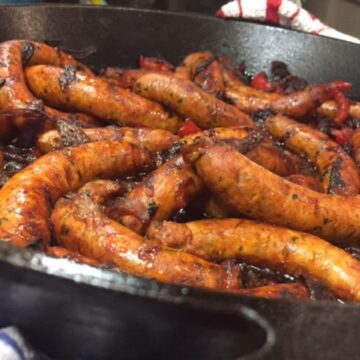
xmin=236 ymin=283 xmax=310 ymax=301
xmin=0 ymin=141 xmax=154 ymax=248
xmin=286 ymin=174 xmax=323 ymax=192
xmin=45 ymin=108 xmax=100 ymax=128
xmin=194 ymin=59 xmax=225 ymax=98
xmin=179 ymin=126 xmax=255 ymax=148
xmin=51 ymin=180 xmax=240 ymax=291
xmin=189 ymin=193 xmax=236 ymax=219
xmin=179 ymin=127 xmax=299 ymax=177
xmin=147 ymin=218 xmax=360 ymax=302
xmin=174 ymin=57 xmax=193 ymax=81
xmin=101 ymin=68 xmax=171 ymax=89
xmin=247 ymin=142 xmax=300 ymax=177
xmin=225 ymin=77 xmax=343 ymax=120
xmin=138 ymin=56 xmax=174 ymax=72
xmin=108 ymin=155 xmax=203 ymax=234
xmin=180 ymin=51 xmax=225 ymax=97
xmin=25 ymin=65 xmax=183 ymax=132
xmin=37 ymin=127 xmax=179 ymax=154
xmin=181 ymin=141 xmax=360 ymax=245
xmin=265 ymin=114 xmax=359 ymax=195
xmin=351 ymin=128 xmax=360 ymax=169
xmin=318 ymin=100 xmax=360 ymax=120
xmin=0 ymin=149 xmax=3 ymax=175
xmin=47 ymin=246 xmax=100 ymax=266
xmin=0 ymin=40 xmax=92 ymax=135
xmin=133 ymin=73 xmax=254 ymax=128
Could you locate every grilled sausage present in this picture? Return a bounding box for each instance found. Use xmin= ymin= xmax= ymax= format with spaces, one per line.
xmin=147 ymin=219 xmax=360 ymax=302
xmin=37 ymin=127 xmax=179 ymax=154
xmin=318 ymin=100 xmax=360 ymax=120
xmin=190 ymin=193 xmax=236 ymax=219
xmin=47 ymin=246 xmax=100 ymax=266
xmin=351 ymin=128 xmax=360 ymax=169
xmin=51 ymin=180 xmax=240 ymax=291
xmin=225 ymin=76 xmax=348 ymax=119
xmin=25 ymin=65 xmax=183 ymax=132
xmin=0 ymin=40 xmax=92 ymax=135
xmin=133 ymin=73 xmax=254 ymax=128
xmin=236 ymin=283 xmax=310 ymax=301
xmin=101 ymin=68 xmax=172 ymax=89
xmin=108 ymin=155 xmax=203 ymax=234
xmin=0 ymin=141 xmax=154 ymax=248
xmin=181 ymin=141 xmax=360 ymax=245
xmin=286 ymin=174 xmax=323 ymax=192
xmin=178 ymin=127 xmax=299 ymax=176
xmin=45 ymin=108 xmax=100 ymax=128
xmin=139 ymin=56 xmax=174 ymax=72
xmin=180 ymin=51 xmax=225 ymax=97
xmin=265 ymin=114 xmax=359 ymax=195
xmin=246 ymin=142 xmax=300 ymax=177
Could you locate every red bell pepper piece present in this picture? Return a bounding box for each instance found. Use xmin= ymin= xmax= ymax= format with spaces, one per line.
xmin=177 ymin=119 xmax=201 ymax=137
xmin=332 ymin=90 xmax=351 ymax=124
xmin=250 ymin=72 xmax=273 ymax=91
xmin=329 ymin=81 xmax=352 ymax=93
xmin=330 ymin=127 xmax=353 ymax=146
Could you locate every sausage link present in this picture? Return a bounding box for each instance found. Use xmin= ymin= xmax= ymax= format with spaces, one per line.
xmin=108 ymin=155 xmax=203 ymax=234
xmin=351 ymin=128 xmax=360 ymax=169
xmin=147 ymin=218 xmax=360 ymax=302
xmin=133 ymin=73 xmax=254 ymax=128
xmin=0 ymin=40 xmax=92 ymax=133
xmin=190 ymin=193 xmax=236 ymax=219
xmin=179 ymin=127 xmax=299 ymax=176
xmin=47 ymin=246 xmax=100 ymax=267
xmin=236 ymin=283 xmax=309 ymax=301
xmin=180 ymin=51 xmax=225 ymax=97
xmin=51 ymin=180 xmax=240 ymax=291
xmin=247 ymin=142 xmax=300 ymax=177
xmin=0 ymin=141 xmax=154 ymax=247
xmin=225 ymin=79 xmax=341 ymax=119
xmin=265 ymin=114 xmax=359 ymax=195
xmin=25 ymin=65 xmax=183 ymax=132
xmin=37 ymin=127 xmax=179 ymax=154
xmin=318 ymin=101 xmax=360 ymax=120
xmin=101 ymin=68 xmax=171 ymax=89
xmin=286 ymin=174 xmax=323 ymax=192
xmin=181 ymin=141 xmax=360 ymax=245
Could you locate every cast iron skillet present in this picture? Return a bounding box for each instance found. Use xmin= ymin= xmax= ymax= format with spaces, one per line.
xmin=0 ymin=4 xmax=359 ymax=360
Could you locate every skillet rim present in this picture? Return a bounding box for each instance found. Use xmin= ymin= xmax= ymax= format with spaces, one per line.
xmin=0 ymin=3 xmax=358 ymax=310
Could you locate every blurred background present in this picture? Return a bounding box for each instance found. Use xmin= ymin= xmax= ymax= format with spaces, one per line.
xmin=0 ymin=0 xmax=359 ymax=37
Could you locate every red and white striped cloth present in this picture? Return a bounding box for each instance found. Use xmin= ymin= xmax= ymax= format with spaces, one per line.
xmin=216 ymin=0 xmax=360 ymax=45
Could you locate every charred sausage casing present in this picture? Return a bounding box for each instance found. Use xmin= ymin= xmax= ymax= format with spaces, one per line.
xmin=133 ymin=73 xmax=254 ymax=129
xmin=0 ymin=141 xmax=154 ymax=247
xmin=25 ymin=65 xmax=183 ymax=132
xmin=51 ymin=180 xmax=241 ymax=291
xmin=181 ymin=141 xmax=360 ymax=245
xmin=0 ymin=40 xmax=92 ymax=136
xmin=265 ymin=114 xmax=359 ymax=195
xmin=108 ymin=155 xmax=203 ymax=234
xmin=37 ymin=127 xmax=179 ymax=154
xmin=147 ymin=219 xmax=360 ymax=302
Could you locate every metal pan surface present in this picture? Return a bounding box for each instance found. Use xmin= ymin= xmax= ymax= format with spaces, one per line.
xmin=0 ymin=4 xmax=359 ymax=360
